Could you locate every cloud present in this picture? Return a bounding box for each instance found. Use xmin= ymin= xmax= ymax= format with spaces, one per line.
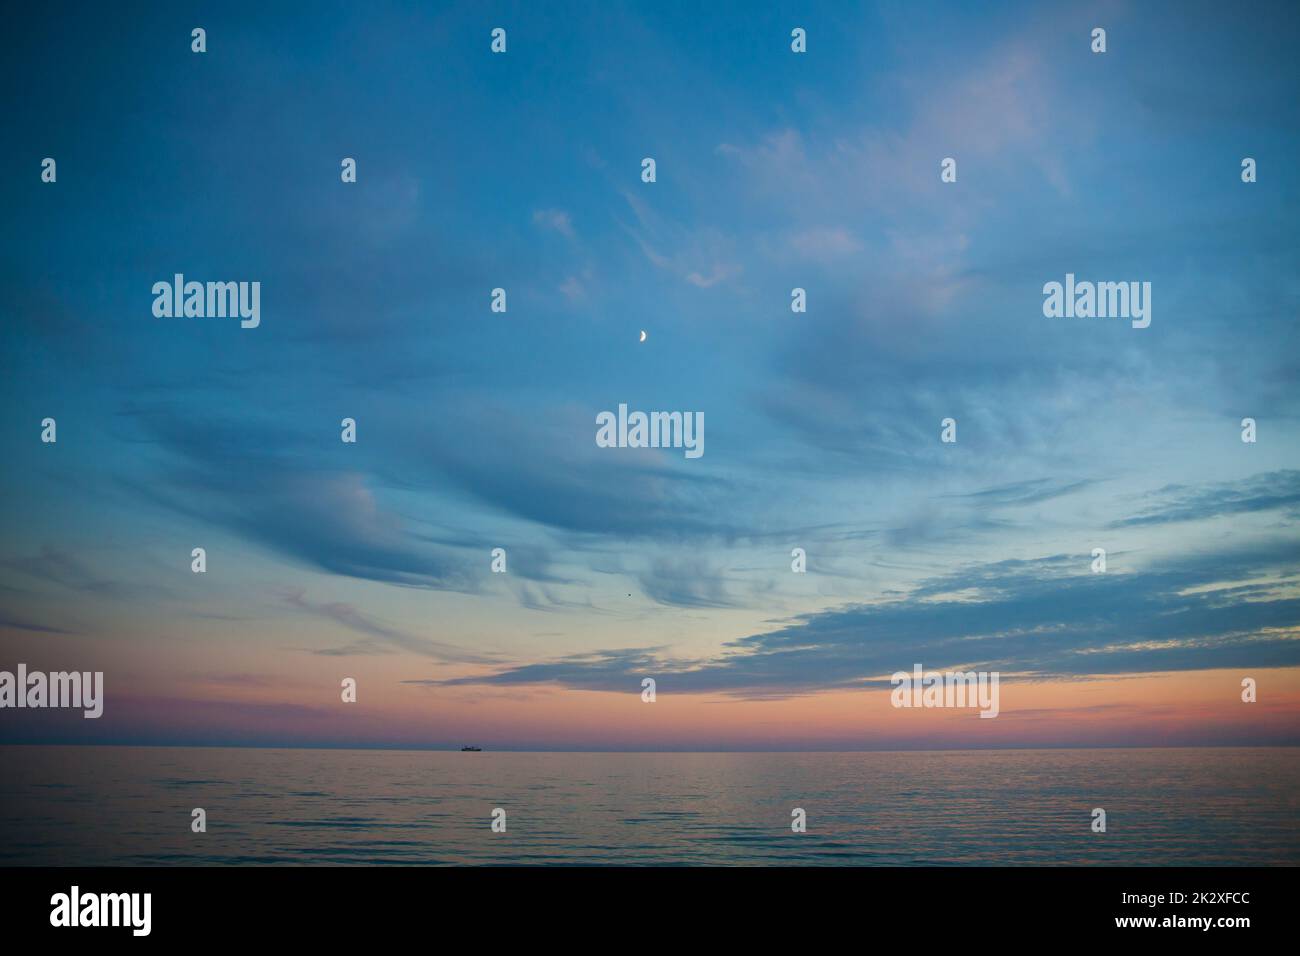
xmin=1112 ymin=470 xmax=1300 ymax=527
xmin=558 ymin=275 xmax=586 ymax=301
xmin=948 ymin=478 xmax=1097 ymax=508
xmin=307 ymin=640 xmax=396 ymax=657
xmin=717 ymin=38 xmax=1071 ymax=220
xmin=532 ymin=208 xmax=575 ymax=239
xmin=636 ymin=557 xmax=740 ymax=609
xmin=427 ymin=403 xmax=745 ymax=541
xmin=786 ymin=227 xmax=864 ymax=259
xmin=620 ymin=190 xmax=742 ymax=290
xmin=437 ymin=647 xmax=671 ymax=693
xmin=132 ymin=411 xmax=474 ymax=591
xmin=0 ymin=547 xmax=122 ymax=596
xmin=685 ymin=263 xmax=742 ymax=288
xmin=283 ymin=589 xmax=498 ymax=663
xmin=439 ymin=538 xmax=1300 ymax=698
xmin=0 ymin=612 xmax=70 ymax=635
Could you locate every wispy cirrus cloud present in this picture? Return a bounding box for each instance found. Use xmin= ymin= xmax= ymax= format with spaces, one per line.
xmin=1112 ymin=470 xmax=1300 ymax=527
xmin=532 ymin=208 xmax=575 ymax=239
xmin=283 ymin=589 xmax=499 ymax=663
xmin=946 ymin=478 xmax=1098 ymax=508
xmin=129 ymin=410 xmax=475 ymax=591
xmin=1 ymin=546 xmax=123 ymax=596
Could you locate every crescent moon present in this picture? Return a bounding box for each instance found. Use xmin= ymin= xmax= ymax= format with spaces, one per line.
xmin=639 ymin=330 xmax=647 ymax=342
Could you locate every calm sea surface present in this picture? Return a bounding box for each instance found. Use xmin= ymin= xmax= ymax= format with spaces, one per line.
xmin=1 ymin=746 xmax=1296 ymax=865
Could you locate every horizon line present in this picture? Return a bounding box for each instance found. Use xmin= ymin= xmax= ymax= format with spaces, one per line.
xmin=4 ymin=741 xmax=1298 ymax=754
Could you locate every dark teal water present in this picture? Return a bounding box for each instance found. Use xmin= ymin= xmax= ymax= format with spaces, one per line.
xmin=1 ymin=746 xmax=1296 ymax=865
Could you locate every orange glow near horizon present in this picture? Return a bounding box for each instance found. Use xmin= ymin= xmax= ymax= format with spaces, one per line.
xmin=12 ymin=660 xmax=1295 ymax=751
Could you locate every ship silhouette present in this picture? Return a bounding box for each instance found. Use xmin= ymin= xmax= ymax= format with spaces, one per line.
xmin=460 ymin=745 xmax=481 ymax=752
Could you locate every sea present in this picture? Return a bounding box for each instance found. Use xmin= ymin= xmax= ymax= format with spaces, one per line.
xmin=1 ymin=746 xmax=1296 ymax=865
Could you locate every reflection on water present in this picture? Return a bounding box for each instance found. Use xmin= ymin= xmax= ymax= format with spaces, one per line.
xmin=1 ymin=746 xmax=1296 ymax=865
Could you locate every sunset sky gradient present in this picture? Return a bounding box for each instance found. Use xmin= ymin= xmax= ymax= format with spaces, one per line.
xmin=2 ymin=0 xmax=1299 ymax=750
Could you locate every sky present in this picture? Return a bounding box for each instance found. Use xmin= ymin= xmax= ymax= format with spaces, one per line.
xmin=1 ymin=0 xmax=1298 ymax=750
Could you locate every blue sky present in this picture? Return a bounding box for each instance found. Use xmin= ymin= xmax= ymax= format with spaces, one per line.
xmin=1 ymin=1 xmax=1298 ymax=746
